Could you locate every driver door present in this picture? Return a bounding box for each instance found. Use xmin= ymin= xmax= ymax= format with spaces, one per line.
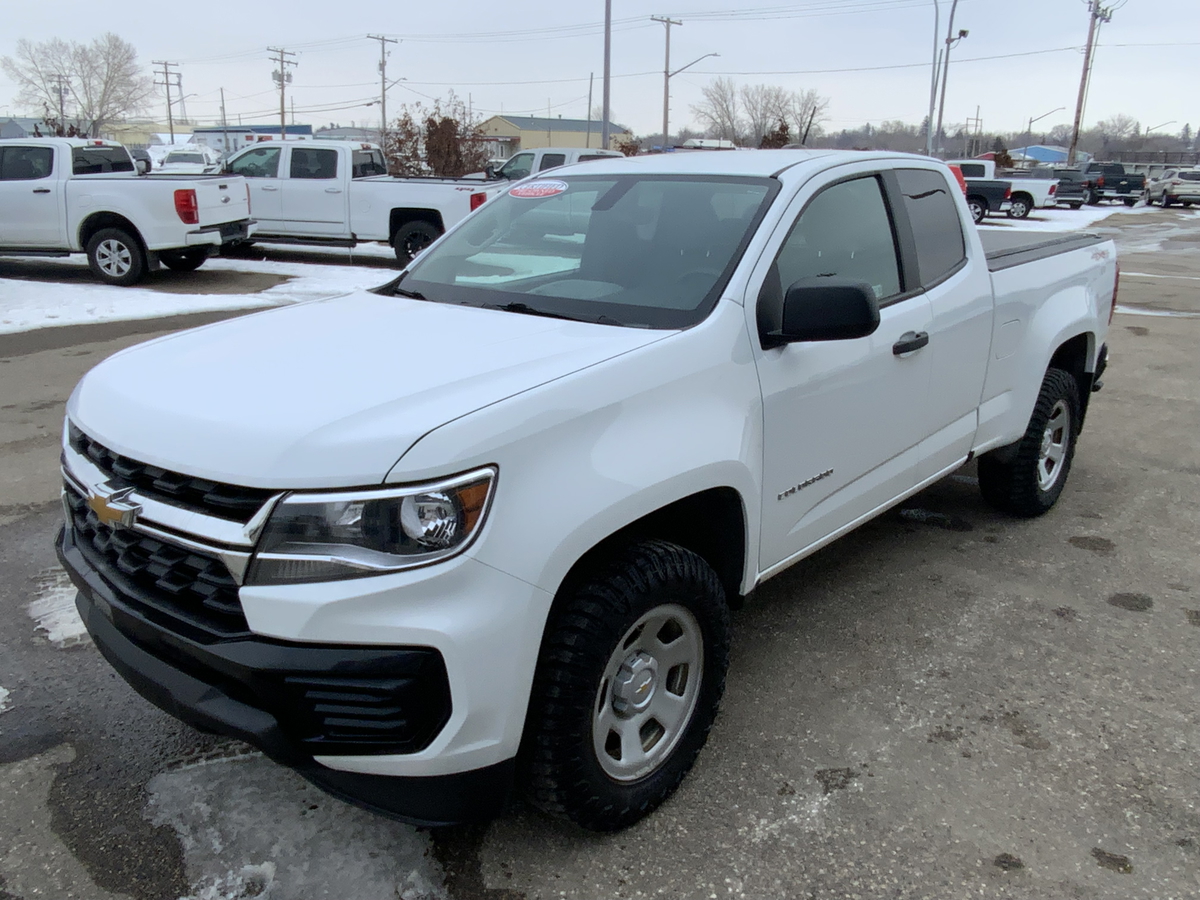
xmin=753 ymin=171 xmax=934 ymax=574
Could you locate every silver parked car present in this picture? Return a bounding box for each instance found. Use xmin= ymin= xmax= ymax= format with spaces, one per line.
xmin=1145 ymin=168 xmax=1200 ymax=207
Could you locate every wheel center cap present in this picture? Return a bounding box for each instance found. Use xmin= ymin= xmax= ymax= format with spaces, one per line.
xmin=612 ymin=652 xmax=658 ymax=717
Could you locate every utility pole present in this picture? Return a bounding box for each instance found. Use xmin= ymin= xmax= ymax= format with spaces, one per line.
xmin=602 ymin=0 xmax=612 ymax=149
xmin=586 ymin=72 xmax=594 ymax=148
xmin=652 ymin=16 xmax=682 ymax=151
xmin=925 ymin=0 xmax=939 ymax=156
xmin=220 ymin=87 xmax=230 ymax=159
xmin=368 ymin=34 xmax=397 ymax=145
xmin=49 ymin=73 xmax=70 ymax=128
xmin=153 ymin=60 xmax=179 ymax=141
xmin=268 ymin=47 xmax=297 ymax=140
xmin=1069 ymin=1 xmax=1112 ymax=164
xmin=934 ymin=0 xmax=966 ymax=158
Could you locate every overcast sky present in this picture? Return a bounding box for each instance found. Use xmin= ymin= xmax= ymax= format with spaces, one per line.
xmin=0 ymin=0 xmax=1190 ymax=141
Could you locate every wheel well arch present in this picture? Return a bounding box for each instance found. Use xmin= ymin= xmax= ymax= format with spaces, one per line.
xmin=1049 ymin=331 xmax=1095 ymax=424
xmin=551 ymin=487 xmax=748 ymax=612
xmin=389 ymin=208 xmax=444 ymax=243
xmin=1010 ymin=190 xmax=1033 ymax=204
xmin=966 ymin=193 xmax=988 ymax=209
xmin=78 ymin=212 xmax=144 ymax=252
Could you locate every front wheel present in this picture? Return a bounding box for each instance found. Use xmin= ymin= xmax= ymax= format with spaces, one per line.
xmin=159 ymin=247 xmax=209 ymax=272
xmin=392 ymin=221 xmax=441 ymax=264
xmin=978 ymin=368 xmax=1080 ymax=517
xmin=1123 ymin=197 xmax=1137 ymax=207
xmin=1162 ymin=195 xmax=1175 ymax=208
xmin=86 ymin=228 xmax=146 ymax=286
xmin=967 ymin=197 xmax=986 ymax=225
xmin=1007 ymin=196 xmax=1032 ymax=219
xmin=523 ymin=540 xmax=730 ymax=831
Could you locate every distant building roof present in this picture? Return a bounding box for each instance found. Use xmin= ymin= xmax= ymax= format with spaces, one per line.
xmin=484 ymin=115 xmax=629 ymax=135
xmin=0 ymin=117 xmax=48 ymax=139
xmin=192 ymin=124 xmax=313 ymax=136
xmin=314 ymin=126 xmax=379 ymax=140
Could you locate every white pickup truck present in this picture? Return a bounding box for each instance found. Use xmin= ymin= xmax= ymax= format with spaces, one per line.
xmin=223 ymin=140 xmax=505 ymax=262
xmin=948 ymin=159 xmax=1059 ymax=219
xmin=483 ymin=146 xmax=624 ymax=181
xmin=0 ymin=138 xmax=254 ymax=285
xmin=57 ymin=150 xmax=1116 ymax=831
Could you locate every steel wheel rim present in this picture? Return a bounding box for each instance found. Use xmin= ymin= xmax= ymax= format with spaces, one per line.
xmin=1012 ymin=200 xmax=1028 ymax=217
xmin=1037 ymin=399 xmax=1070 ymax=491
xmin=96 ymin=239 xmax=132 ymax=277
xmin=592 ymin=603 xmax=703 ymax=782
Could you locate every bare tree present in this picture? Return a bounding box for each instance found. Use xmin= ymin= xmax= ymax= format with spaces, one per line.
xmin=1 ymin=34 xmax=153 ymax=136
xmin=740 ymin=84 xmax=791 ymax=147
xmin=786 ymin=88 xmax=830 ymax=143
xmin=1095 ymin=113 xmax=1139 ymax=140
xmin=691 ymin=77 xmax=742 ymax=144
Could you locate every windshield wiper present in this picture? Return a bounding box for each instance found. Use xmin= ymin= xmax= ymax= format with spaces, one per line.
xmin=481 ymin=301 xmax=582 ymax=322
xmin=392 ymin=286 xmax=427 ymax=300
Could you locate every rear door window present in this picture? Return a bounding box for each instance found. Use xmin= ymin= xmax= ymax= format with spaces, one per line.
xmin=72 ymin=146 xmax=134 ymax=174
xmin=0 ymin=145 xmax=54 ymax=180
xmin=289 ymin=147 xmax=338 ymax=179
xmin=539 ymin=153 xmax=567 ymax=171
xmin=352 ymin=149 xmax=387 ymax=177
xmin=228 ymin=146 xmax=282 ymax=178
xmin=1179 ymin=171 xmax=1200 ymax=182
xmin=895 ymin=168 xmax=966 ymax=288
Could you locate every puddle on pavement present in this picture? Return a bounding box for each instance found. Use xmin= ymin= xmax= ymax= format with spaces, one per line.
xmin=27 ymin=569 xmax=89 ymax=648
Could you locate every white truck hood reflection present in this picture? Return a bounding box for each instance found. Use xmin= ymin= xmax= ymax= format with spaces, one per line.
xmin=68 ymin=290 xmax=667 ymax=488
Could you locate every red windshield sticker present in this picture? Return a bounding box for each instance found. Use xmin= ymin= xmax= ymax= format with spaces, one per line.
xmin=510 ymin=180 xmax=568 ymax=199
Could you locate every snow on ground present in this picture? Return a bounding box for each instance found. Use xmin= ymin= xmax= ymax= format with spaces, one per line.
xmin=0 ymin=686 xmax=10 ymax=714
xmin=977 ymin=202 xmax=1161 ymax=233
xmin=27 ymin=569 xmax=90 ymax=649
xmin=0 ymin=254 xmax=396 ymax=334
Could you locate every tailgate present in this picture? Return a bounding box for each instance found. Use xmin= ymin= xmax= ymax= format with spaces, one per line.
xmin=190 ymin=177 xmax=251 ymax=226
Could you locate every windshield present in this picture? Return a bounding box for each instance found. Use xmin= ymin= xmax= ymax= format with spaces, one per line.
xmin=396 ymin=174 xmax=777 ymax=329
xmin=165 ymin=152 xmax=205 ymax=164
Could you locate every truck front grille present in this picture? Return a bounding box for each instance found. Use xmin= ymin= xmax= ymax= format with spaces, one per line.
xmin=69 ymin=425 xmax=274 ymax=524
xmin=64 ymin=483 xmax=250 ymax=639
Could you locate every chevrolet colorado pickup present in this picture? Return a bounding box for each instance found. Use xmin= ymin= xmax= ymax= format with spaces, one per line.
xmin=57 ymin=150 xmax=1117 ymax=831
xmin=0 ymin=138 xmax=254 ymax=285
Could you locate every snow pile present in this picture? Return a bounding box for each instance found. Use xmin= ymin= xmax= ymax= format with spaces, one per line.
xmin=27 ymin=569 xmax=89 ymax=648
xmin=978 ymin=203 xmax=1159 ymax=234
xmin=0 ymin=686 xmax=10 ymax=714
xmin=0 ymin=255 xmax=395 ymax=334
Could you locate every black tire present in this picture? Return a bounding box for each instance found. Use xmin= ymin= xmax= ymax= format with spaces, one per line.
xmin=978 ymin=368 xmax=1080 ymax=518
xmin=1084 ymin=188 xmax=1100 ymax=206
xmin=392 ymin=221 xmax=441 ymax=263
xmin=1122 ymin=197 xmax=1137 ymax=207
xmin=1007 ymin=195 xmax=1032 ymax=219
xmin=523 ymin=540 xmax=731 ymax=832
xmin=218 ymin=240 xmax=258 ymax=257
xmin=1162 ymin=195 xmax=1174 ymax=208
xmin=1069 ymin=202 xmax=1084 ymax=210
xmin=1185 ymin=201 xmax=1195 ymax=208
xmin=85 ymin=227 xmax=146 ymax=286
xmin=967 ymin=197 xmax=986 ymax=225
xmin=159 ymin=247 xmax=209 ymax=272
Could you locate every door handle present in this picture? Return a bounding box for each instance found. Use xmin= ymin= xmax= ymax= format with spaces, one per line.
xmin=324 ymin=187 xmax=343 ymax=194
xmin=260 ymin=185 xmax=279 ymax=191
xmin=32 ymin=188 xmax=51 ymax=194
xmin=892 ymin=331 xmax=929 ymax=355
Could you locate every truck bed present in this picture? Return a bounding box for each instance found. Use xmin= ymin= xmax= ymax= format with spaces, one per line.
xmin=980 ymin=231 xmax=1104 ymax=272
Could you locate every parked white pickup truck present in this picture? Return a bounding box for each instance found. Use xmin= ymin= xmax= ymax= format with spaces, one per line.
xmin=482 ymin=146 xmax=624 ymax=181
xmin=0 ymin=138 xmax=254 ymax=285
xmin=223 ymin=140 xmax=505 ymax=261
xmin=57 ymin=150 xmax=1116 ymax=831
xmin=948 ymin=159 xmax=1059 ymax=219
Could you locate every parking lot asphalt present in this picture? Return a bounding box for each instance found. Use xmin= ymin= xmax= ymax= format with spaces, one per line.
xmin=0 ymin=206 xmax=1197 ymax=900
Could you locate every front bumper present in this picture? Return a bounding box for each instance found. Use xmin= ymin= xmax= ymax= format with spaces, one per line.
xmin=57 ymin=525 xmax=516 ymax=830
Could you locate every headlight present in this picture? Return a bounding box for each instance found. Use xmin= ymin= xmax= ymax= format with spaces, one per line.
xmin=246 ymin=467 xmax=496 ymax=585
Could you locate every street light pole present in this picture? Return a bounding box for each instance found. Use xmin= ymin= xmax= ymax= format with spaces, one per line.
xmin=925 ymin=0 xmax=940 ymax=156
xmin=1025 ymin=106 xmax=1065 ymax=148
xmin=652 ymin=16 xmax=682 ymax=150
xmin=933 ymin=0 xmax=965 ymax=157
xmin=602 ymin=0 xmax=612 ymax=149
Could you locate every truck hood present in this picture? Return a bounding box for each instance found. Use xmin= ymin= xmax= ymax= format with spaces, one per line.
xmin=68 ymin=291 xmax=666 ymax=488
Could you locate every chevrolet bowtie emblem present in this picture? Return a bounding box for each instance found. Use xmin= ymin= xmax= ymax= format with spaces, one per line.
xmin=87 ymin=486 xmax=140 ymax=529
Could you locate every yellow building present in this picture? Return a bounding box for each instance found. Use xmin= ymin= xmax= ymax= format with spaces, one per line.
xmin=479 ymin=115 xmax=633 ymax=159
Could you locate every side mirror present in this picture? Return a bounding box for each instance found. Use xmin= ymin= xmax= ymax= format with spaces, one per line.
xmin=485 ymin=164 xmax=496 ymax=179
xmin=135 ymin=158 xmax=150 ymax=175
xmin=765 ymin=278 xmax=881 ymax=347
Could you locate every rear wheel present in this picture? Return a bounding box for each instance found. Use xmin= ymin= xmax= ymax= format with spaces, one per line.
xmin=392 ymin=221 xmax=441 ymax=264
xmin=159 ymin=247 xmax=209 ymax=272
xmin=1069 ymin=202 xmax=1084 ymax=210
xmin=1162 ymin=195 xmax=1175 ymax=208
xmin=967 ymin=197 xmax=986 ymax=225
xmin=1084 ymin=188 xmax=1101 ymax=206
xmin=523 ymin=540 xmax=730 ymax=831
xmin=978 ymin=367 xmax=1080 ymax=517
xmin=86 ymin=228 xmax=146 ymax=286
xmin=1007 ymin=195 xmax=1032 ymax=219
xmin=1123 ymin=197 xmax=1137 ymax=207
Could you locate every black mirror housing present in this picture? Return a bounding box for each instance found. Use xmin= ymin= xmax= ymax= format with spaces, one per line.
xmin=768 ymin=278 xmax=881 ymax=346
xmin=485 ymin=164 xmax=496 ymax=179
